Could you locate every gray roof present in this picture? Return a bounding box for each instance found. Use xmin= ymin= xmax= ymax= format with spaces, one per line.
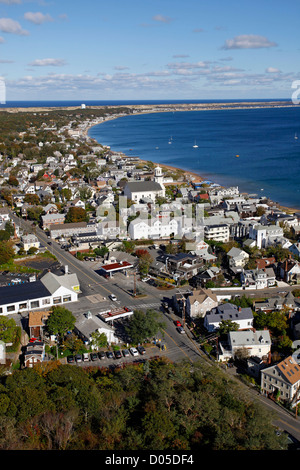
xmin=75 ymin=312 xmax=114 ymax=338
xmin=125 ymin=181 xmax=163 ymax=193
xmin=207 ymin=303 xmax=253 ymax=322
xmin=229 ymin=329 xmax=271 ymax=347
xmin=41 ymin=272 xmax=79 ymax=294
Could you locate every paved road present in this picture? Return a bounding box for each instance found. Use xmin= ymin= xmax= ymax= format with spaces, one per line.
xmin=9 ymin=211 xmax=300 ymax=442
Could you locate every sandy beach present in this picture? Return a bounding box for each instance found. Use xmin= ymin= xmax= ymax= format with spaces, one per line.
xmin=84 ymin=106 xmax=300 ymax=215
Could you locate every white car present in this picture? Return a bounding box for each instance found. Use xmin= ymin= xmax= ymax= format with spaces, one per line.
xmin=129 ymin=347 xmax=139 ymax=357
xmin=177 ymin=326 xmax=186 ymax=334
xmin=82 ymin=353 xmax=90 ymax=362
xmin=141 ymin=277 xmax=150 ymax=282
xmin=109 ymin=294 xmax=117 ymax=301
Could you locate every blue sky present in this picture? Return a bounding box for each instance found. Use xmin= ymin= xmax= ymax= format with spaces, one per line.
xmin=0 ymin=0 xmax=299 ymax=100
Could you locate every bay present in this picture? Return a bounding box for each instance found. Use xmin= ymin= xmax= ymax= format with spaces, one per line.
xmin=88 ymin=106 xmax=300 ymax=210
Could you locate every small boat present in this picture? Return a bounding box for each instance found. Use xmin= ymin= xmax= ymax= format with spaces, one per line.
xmin=168 ymin=136 xmax=173 ymax=144
xmin=295 ymin=133 xmax=298 ymax=140
xmin=193 ymin=140 xmax=198 ymax=148
xmin=235 ymin=154 xmax=239 ymax=158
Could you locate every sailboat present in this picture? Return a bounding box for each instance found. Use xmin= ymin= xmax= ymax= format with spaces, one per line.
xmin=168 ymin=136 xmax=173 ymax=144
xmin=193 ymin=140 xmax=198 ymax=148
xmin=295 ymin=133 xmax=298 ymax=140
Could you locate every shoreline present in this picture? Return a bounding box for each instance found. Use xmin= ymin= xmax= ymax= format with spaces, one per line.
xmin=0 ymin=99 xmax=296 ymax=114
xmin=85 ymin=109 xmax=300 ymax=215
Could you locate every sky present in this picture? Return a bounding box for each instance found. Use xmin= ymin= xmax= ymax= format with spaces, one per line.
xmin=0 ymin=0 xmax=299 ymax=101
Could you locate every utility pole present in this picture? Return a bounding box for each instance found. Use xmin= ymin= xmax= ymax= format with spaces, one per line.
xmin=133 ymin=271 xmax=136 ymax=297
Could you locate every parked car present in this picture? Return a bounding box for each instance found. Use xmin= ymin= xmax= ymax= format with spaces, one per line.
xmin=109 ymin=294 xmax=117 ymax=301
xmin=175 ymin=320 xmax=182 ymax=327
xmin=141 ymin=276 xmax=150 ymax=282
xmin=98 ymin=351 xmax=106 ymax=360
xmin=67 ymin=355 xmax=75 ymax=363
xmin=114 ymin=350 xmax=122 ymax=359
xmin=106 ymin=351 xmax=114 ymax=359
xmin=90 ymin=353 xmax=98 ymax=361
xmin=75 ymin=354 xmax=82 ymax=363
xmin=122 ymin=349 xmax=130 ymax=357
xmin=163 ymin=302 xmax=169 ymax=311
xmin=177 ymin=326 xmax=185 ymax=334
xmin=83 ymin=353 xmax=89 ymax=362
xmin=137 ymin=346 xmax=146 ymax=355
xmin=130 ymin=347 xmax=138 ymax=357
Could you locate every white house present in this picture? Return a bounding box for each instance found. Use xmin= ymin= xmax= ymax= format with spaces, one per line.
xmin=124 ymin=180 xmax=165 ymax=203
xmin=260 ymin=356 xmax=300 ymax=407
xmin=204 ymin=303 xmax=254 ymax=332
xmin=128 ymin=216 xmax=178 ymax=240
xmin=0 ymin=272 xmax=80 ymax=316
xmin=204 ymin=224 xmax=230 ymax=243
xmin=74 ymin=311 xmax=120 ymax=346
xmin=21 ymin=234 xmax=40 ymax=252
xmin=241 ymin=267 xmax=276 ymax=289
xmin=249 ymin=224 xmax=284 ymax=249
xmin=186 ymin=288 xmax=218 ymax=319
xmin=218 ymin=329 xmax=271 ymax=362
xmin=227 ymin=247 xmax=249 ymax=268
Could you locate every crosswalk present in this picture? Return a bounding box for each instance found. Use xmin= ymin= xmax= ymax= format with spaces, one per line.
xmin=127 ymin=302 xmax=162 ymax=310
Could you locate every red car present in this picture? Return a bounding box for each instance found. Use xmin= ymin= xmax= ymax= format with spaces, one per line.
xmin=175 ymin=320 xmax=182 ymax=327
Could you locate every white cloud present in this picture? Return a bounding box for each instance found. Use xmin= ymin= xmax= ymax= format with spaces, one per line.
xmin=152 ymin=14 xmax=172 ymax=24
xmin=28 ymin=58 xmax=67 ymax=67
xmin=0 ymin=17 xmax=29 ymax=35
xmin=266 ymin=67 xmax=281 ymax=73
xmin=222 ymin=34 xmax=277 ymax=50
xmin=114 ymin=66 xmax=130 ymax=71
xmin=172 ymin=54 xmax=190 ymax=59
xmin=0 ymin=0 xmax=22 ymax=4
xmin=24 ymin=12 xmax=53 ymax=25
xmin=167 ymin=61 xmax=209 ymax=70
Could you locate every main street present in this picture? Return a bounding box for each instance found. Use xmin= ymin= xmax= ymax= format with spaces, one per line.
xmin=8 ymin=210 xmax=300 ymax=443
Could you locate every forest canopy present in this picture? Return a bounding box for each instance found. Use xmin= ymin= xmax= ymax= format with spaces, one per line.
xmin=0 ymin=357 xmax=287 ymax=451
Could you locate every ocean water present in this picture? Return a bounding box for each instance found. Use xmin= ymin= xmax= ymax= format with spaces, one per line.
xmin=0 ymin=99 xmax=289 ymax=108
xmin=88 ymin=106 xmax=300 ymax=209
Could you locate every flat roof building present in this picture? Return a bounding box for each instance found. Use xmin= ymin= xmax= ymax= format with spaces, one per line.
xmin=0 ymin=272 xmax=80 ymax=316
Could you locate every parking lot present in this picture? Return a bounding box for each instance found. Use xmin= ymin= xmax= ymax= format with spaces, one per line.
xmin=64 ymin=344 xmax=164 ymax=367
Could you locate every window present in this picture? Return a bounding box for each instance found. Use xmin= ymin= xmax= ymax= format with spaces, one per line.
xmin=19 ymin=303 xmax=27 ymax=310
xmin=7 ymin=305 xmax=15 ymax=312
xmin=0 ymin=308 xmax=2 ymax=313
xmin=53 ymin=297 xmax=61 ymax=304
xmin=63 ymin=295 xmax=71 ymax=303
xmin=30 ymin=301 xmax=39 ymax=309
xmin=42 ymin=299 xmax=50 ymax=305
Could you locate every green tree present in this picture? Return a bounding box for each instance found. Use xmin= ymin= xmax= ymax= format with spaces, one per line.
xmin=4 ymin=221 xmax=15 ymax=237
xmin=90 ymin=331 xmax=108 ymax=349
xmin=126 ymin=309 xmax=166 ymax=343
xmin=65 ymin=207 xmax=88 ymax=223
xmin=0 ymin=241 xmax=15 ymax=265
xmin=0 ymin=316 xmax=19 ymax=344
xmin=0 ymin=230 xmax=10 ymax=241
xmin=46 ymin=306 xmax=76 ymax=342
xmin=218 ymin=319 xmax=239 ymax=336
